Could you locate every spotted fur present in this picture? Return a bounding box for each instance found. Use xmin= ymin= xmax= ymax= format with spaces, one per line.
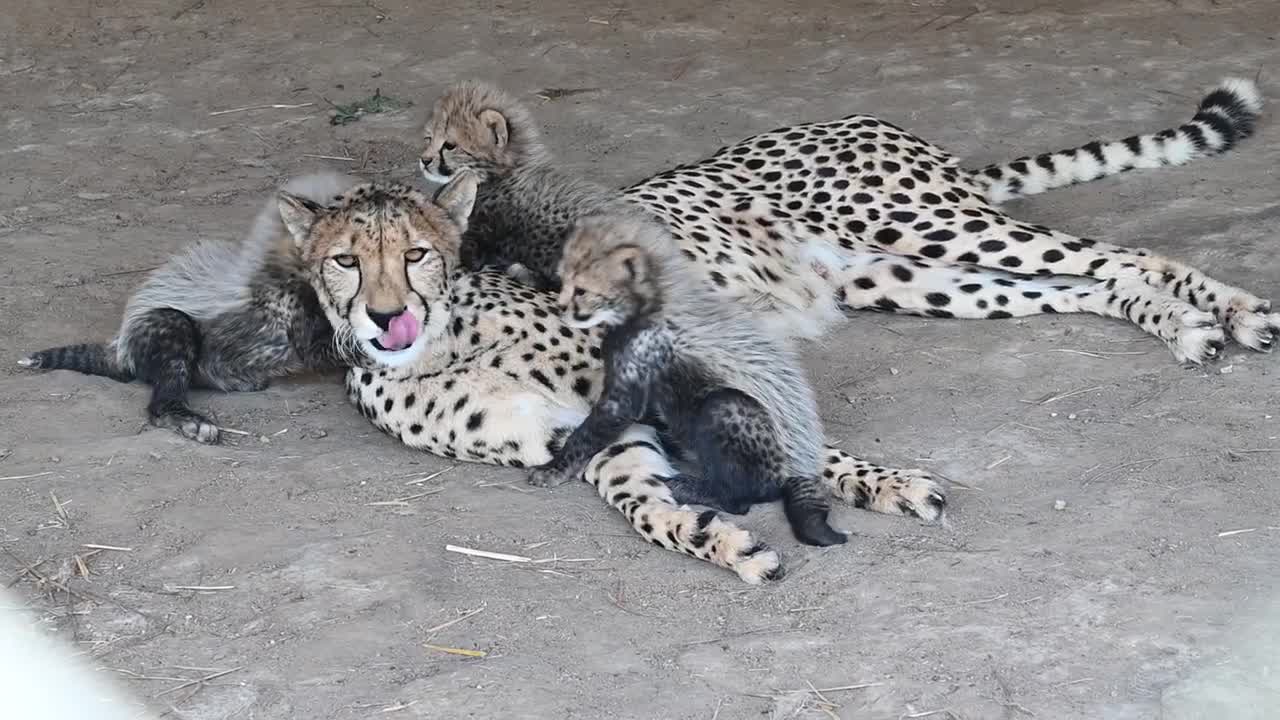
xmin=20 ymin=172 xmax=362 ymax=443
xmin=350 ymin=75 xmax=1276 ymax=581
xmin=979 ymin=78 xmax=1263 ymax=203
xmin=419 ymin=80 xmax=646 ymax=289
xmin=532 ymin=215 xmax=846 ymax=546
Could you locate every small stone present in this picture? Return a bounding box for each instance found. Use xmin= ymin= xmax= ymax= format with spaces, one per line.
xmin=889 ymin=367 xmax=900 ymax=376
xmin=1050 ymin=412 xmax=1058 ymax=417
xmin=1067 ymin=413 xmax=1077 ymax=420
xmin=1220 ymin=365 xmax=1234 ymax=374
xmin=1053 ymin=499 xmax=1067 ymax=511
xmin=313 ymin=429 xmax=328 ymax=439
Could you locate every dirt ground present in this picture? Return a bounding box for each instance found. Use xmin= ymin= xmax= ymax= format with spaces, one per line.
xmin=2 ymin=1 xmax=1279 ymax=718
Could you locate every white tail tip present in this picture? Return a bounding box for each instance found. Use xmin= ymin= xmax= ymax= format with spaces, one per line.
xmin=1217 ymin=76 xmax=1264 ymax=114
xmin=16 ymin=357 xmax=37 ymax=367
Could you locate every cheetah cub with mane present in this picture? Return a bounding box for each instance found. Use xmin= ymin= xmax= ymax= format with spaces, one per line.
xmin=419 ymin=80 xmax=645 ymax=289
xmin=529 ymin=214 xmax=848 ymax=547
xmin=19 ymin=172 xmax=365 ymax=443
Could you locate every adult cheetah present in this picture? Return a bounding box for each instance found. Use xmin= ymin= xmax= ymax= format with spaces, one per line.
xmin=348 ymin=76 xmax=1271 ymax=583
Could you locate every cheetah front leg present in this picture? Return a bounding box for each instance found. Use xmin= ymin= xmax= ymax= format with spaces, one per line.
xmin=583 ymin=425 xmax=784 ymax=584
xmin=828 ymin=250 xmax=1228 ymax=364
xmin=352 ymin=367 xmax=783 ymax=584
xmin=821 ymin=448 xmax=947 ymax=522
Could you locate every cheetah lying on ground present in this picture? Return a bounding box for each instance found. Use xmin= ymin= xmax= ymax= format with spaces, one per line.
xmin=338 ymin=76 xmax=1275 ymax=582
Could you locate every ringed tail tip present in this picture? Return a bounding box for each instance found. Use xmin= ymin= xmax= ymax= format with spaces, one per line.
xmin=1215 ymin=76 xmax=1264 ymax=115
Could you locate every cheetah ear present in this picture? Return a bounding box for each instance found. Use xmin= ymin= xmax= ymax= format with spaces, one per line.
xmin=433 ymin=170 xmax=478 ymax=232
xmin=277 ymin=192 xmax=324 ymax=248
xmin=607 ymin=245 xmax=648 ymax=284
xmin=478 ymin=108 xmax=509 ymax=148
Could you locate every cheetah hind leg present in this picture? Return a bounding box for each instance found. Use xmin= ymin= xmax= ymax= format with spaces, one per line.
xmin=129 ymin=309 xmax=221 ymax=444
xmin=822 ymin=447 xmax=948 ymax=523
xmin=582 ymin=425 xmax=784 ymax=584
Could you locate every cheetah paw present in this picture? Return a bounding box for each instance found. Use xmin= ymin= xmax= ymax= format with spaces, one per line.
xmin=152 ymin=413 xmax=220 ymax=444
xmin=732 ymin=543 xmax=784 ymax=585
xmin=850 ymin=469 xmax=948 ymax=523
xmin=1166 ymin=308 xmax=1226 ymax=365
xmin=1226 ymin=301 xmax=1280 ymax=353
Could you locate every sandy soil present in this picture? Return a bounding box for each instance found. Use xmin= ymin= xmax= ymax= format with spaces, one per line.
xmin=2 ymin=1 xmax=1279 ymax=718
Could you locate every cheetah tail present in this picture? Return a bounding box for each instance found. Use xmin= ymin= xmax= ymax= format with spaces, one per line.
xmin=18 ymin=343 xmax=134 ymax=383
xmin=781 ymin=476 xmax=848 ymax=547
xmin=976 ymin=76 xmax=1264 ymax=204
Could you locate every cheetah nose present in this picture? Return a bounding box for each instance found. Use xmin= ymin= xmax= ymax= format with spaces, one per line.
xmin=367 ymin=307 xmax=407 ymax=331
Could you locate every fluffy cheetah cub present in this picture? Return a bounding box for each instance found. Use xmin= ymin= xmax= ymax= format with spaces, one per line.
xmin=20 ymin=172 xmax=362 ymax=443
xmin=419 ymin=80 xmax=644 ymax=289
xmin=528 ymin=215 xmax=847 ymax=547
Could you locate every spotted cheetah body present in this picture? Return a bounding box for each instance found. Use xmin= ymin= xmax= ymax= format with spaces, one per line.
xmin=359 ymin=76 xmax=1272 ymax=582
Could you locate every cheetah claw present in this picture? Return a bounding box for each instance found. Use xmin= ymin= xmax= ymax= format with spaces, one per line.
xmin=1167 ymin=308 xmax=1226 ymax=365
xmin=1227 ymin=308 xmax=1280 ymax=353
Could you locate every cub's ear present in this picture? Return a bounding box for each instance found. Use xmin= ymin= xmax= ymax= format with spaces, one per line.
xmin=607 ymin=244 xmax=649 ymax=284
xmin=434 ymin=169 xmax=478 ymax=232
xmin=277 ymin=192 xmax=325 ymax=248
xmin=478 ymin=108 xmax=509 ymax=148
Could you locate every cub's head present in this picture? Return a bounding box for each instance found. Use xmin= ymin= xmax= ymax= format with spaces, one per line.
xmin=419 ymin=80 xmax=548 ymax=185
xmin=277 ymin=172 xmax=478 ymax=368
xmin=556 ymin=216 xmax=661 ymax=329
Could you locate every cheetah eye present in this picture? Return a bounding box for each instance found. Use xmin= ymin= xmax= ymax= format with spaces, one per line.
xmin=442 ymin=142 xmax=456 ymax=152
xmin=573 ymin=287 xmax=585 ymax=296
xmin=405 ymin=248 xmax=427 ymax=263
xmin=332 ymin=254 xmax=359 ymax=268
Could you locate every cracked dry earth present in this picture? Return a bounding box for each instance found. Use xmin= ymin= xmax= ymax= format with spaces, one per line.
xmin=2 ymin=1 xmax=1279 ymax=719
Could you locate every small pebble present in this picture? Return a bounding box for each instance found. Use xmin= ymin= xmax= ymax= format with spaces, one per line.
xmin=889 ymin=367 xmax=900 ymax=376
xmin=1220 ymin=365 xmax=1234 ymax=374
xmin=1053 ymin=499 xmax=1068 ymax=511
xmin=1067 ymin=413 xmax=1078 ymax=420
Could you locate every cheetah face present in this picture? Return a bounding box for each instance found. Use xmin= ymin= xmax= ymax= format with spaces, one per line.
xmin=418 ymin=81 xmax=544 ymax=186
xmin=278 ymin=172 xmax=478 ymax=368
xmin=559 ymin=286 xmax=628 ymax=329
xmin=557 ymin=243 xmax=651 ymax=330
xmin=419 ymin=92 xmax=511 ymax=184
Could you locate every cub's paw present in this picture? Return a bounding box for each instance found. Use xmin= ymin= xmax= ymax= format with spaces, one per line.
xmin=527 ymin=463 xmax=578 ymax=488
xmin=151 ymin=411 xmax=220 ymax=444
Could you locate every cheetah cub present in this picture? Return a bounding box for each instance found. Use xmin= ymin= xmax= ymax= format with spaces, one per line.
xmin=419 ymin=80 xmax=644 ymax=289
xmin=529 ymin=215 xmax=848 ymax=547
xmin=19 ymin=172 xmax=362 ymax=443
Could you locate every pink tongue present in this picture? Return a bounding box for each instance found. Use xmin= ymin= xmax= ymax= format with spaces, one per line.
xmin=377 ymin=311 xmax=419 ymax=351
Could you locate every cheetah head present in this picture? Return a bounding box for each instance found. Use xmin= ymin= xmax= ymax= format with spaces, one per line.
xmin=557 ymin=216 xmax=660 ymax=329
xmin=419 ymin=80 xmax=549 ymax=185
xmin=277 ymin=172 xmax=477 ymax=368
